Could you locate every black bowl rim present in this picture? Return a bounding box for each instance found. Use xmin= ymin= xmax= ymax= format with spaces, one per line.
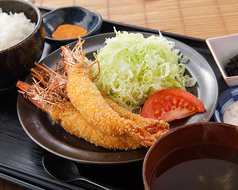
xmin=43 ymin=6 xmax=103 ymax=43
xmin=0 ymin=0 xmax=42 ymax=53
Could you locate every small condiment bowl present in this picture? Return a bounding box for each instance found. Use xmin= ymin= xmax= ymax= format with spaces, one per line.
xmin=206 ymin=33 xmax=238 ymax=87
xmin=143 ymin=122 xmax=238 ymax=190
xmin=0 ymin=0 xmax=45 ymax=90
xmin=213 ymin=86 xmax=238 ymax=124
xmin=43 ymin=6 xmax=103 ymax=45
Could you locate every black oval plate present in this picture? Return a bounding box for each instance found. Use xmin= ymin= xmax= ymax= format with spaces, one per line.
xmin=17 ymin=32 xmax=218 ymax=164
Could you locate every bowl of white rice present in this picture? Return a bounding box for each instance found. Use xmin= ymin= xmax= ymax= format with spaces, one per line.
xmin=0 ymin=0 xmax=45 ymax=89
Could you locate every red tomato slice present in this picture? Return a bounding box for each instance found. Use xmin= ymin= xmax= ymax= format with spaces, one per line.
xmin=142 ymin=89 xmax=205 ymax=122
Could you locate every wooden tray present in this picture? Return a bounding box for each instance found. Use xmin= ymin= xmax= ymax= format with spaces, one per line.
xmin=0 ymin=7 xmax=228 ymax=190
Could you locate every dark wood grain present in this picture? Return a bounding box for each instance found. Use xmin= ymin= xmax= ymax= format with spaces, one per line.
xmin=0 ymin=179 xmax=28 ymax=190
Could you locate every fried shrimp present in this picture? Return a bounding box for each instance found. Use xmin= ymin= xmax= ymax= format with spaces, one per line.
xmin=61 ymin=40 xmax=168 ymax=147
xmin=17 ymin=39 xmax=170 ymax=149
xmin=17 ymin=81 xmax=141 ymax=150
xmin=31 ymin=61 xmax=169 ymax=142
xmin=66 ymin=65 xmax=156 ymax=146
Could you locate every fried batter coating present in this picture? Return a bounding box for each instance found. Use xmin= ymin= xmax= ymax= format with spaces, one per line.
xmin=61 ymin=41 xmax=169 ymax=147
xmin=49 ymin=100 xmax=141 ymax=150
xmin=66 ymin=66 xmax=155 ymax=146
xmin=17 ymin=81 xmax=141 ymax=150
xmin=30 ymin=60 xmax=169 ymax=144
xmin=104 ymin=96 xmax=169 ymax=138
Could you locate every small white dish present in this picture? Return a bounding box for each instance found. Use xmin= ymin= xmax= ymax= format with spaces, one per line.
xmin=206 ymin=33 xmax=238 ymax=87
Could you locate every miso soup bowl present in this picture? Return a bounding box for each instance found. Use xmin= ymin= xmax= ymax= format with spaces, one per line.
xmin=142 ymin=122 xmax=238 ymax=190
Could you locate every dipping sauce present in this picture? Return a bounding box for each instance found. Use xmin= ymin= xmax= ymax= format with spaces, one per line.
xmin=223 ymin=101 xmax=238 ymax=126
xmin=150 ymin=144 xmax=238 ymax=190
xmin=52 ymin=24 xmax=87 ymax=39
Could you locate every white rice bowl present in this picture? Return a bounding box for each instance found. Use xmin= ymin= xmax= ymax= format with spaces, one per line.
xmin=0 ymin=8 xmax=35 ymax=51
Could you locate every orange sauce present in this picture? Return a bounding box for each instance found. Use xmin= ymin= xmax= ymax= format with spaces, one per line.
xmin=52 ymin=24 xmax=88 ymax=39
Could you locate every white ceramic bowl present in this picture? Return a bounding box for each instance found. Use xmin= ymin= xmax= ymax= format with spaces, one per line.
xmin=206 ymin=33 xmax=238 ymax=87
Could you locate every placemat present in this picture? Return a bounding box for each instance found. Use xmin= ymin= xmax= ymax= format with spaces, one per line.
xmin=34 ymin=0 xmax=238 ymax=39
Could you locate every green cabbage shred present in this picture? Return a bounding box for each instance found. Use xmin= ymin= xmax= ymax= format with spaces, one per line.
xmin=92 ymin=30 xmax=196 ymax=112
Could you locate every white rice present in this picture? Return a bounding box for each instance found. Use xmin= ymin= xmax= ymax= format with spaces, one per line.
xmin=0 ymin=8 xmax=36 ymax=50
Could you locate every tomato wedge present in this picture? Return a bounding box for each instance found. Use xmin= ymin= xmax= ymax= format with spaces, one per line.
xmin=142 ymin=89 xmax=205 ymax=122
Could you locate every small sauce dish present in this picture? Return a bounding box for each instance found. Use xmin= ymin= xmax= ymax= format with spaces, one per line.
xmin=43 ymin=6 xmax=103 ymax=45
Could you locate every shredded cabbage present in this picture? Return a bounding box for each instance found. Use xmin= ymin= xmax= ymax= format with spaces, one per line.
xmin=92 ymin=30 xmax=196 ymax=111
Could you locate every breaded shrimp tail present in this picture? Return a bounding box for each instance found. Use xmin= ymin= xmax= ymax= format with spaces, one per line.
xmin=104 ymin=96 xmax=169 ymax=138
